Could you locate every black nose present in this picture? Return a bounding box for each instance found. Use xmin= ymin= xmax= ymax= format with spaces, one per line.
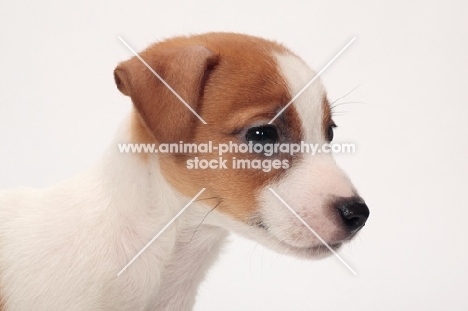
xmin=337 ymin=199 xmax=369 ymax=233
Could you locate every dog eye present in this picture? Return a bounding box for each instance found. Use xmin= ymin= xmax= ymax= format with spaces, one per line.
xmin=245 ymin=126 xmax=279 ymax=144
xmin=327 ymin=124 xmax=337 ymax=141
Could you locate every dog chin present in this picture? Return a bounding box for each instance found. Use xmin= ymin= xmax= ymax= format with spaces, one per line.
xmin=209 ymin=211 xmax=346 ymax=260
xmin=282 ymin=241 xmax=344 ymax=260
xmin=240 ymin=224 xmax=345 ymax=260
xmin=269 ymin=234 xmax=344 ymax=260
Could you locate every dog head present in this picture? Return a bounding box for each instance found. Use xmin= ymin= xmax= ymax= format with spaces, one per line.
xmin=114 ymin=32 xmax=369 ymax=258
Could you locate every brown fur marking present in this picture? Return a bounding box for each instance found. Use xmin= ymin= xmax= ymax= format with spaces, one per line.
xmin=116 ymin=33 xmax=306 ymax=222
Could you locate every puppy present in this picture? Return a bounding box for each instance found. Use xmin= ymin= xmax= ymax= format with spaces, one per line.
xmin=0 ymin=32 xmax=369 ymax=310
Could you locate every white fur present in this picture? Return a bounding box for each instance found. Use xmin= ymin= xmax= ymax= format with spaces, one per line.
xmin=274 ymin=52 xmax=326 ymax=142
xmin=200 ymin=53 xmax=358 ymax=260
xmin=0 ymin=50 xmax=361 ymax=311
xmin=0 ymin=118 xmax=227 ymax=310
xmin=251 ymin=53 xmax=356 ymax=256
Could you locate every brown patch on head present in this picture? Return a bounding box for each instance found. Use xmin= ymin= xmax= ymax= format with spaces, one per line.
xmin=114 ymin=42 xmax=219 ymax=144
xmin=115 ymin=33 xmax=304 ymax=222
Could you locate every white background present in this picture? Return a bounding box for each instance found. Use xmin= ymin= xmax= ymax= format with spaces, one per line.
xmin=1 ymin=1 xmax=467 ymax=310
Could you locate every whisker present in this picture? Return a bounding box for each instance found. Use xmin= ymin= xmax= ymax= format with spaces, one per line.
xmin=190 ymin=197 xmax=222 ymax=242
xmin=330 ymin=85 xmax=361 ymax=105
xmin=331 ymin=101 xmax=366 ymax=109
xmin=332 ymin=111 xmax=350 ymax=116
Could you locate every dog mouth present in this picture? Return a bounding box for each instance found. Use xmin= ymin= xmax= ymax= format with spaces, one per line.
xmin=282 ymin=240 xmax=344 ymax=258
xmin=251 ymin=219 xmax=345 ymax=258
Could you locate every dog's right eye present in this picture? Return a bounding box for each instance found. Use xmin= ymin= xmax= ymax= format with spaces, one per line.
xmin=245 ymin=126 xmax=279 ymax=144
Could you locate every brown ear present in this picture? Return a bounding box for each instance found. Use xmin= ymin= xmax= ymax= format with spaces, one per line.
xmin=114 ymin=45 xmax=218 ymax=143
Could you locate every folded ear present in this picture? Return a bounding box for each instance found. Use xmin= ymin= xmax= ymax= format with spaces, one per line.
xmin=114 ymin=45 xmax=218 ymax=143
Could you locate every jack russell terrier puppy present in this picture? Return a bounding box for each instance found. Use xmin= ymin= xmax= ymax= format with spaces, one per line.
xmin=0 ymin=32 xmax=369 ymax=310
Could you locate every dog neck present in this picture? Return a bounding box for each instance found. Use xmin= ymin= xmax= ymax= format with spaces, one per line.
xmin=92 ymin=113 xmax=228 ymax=310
